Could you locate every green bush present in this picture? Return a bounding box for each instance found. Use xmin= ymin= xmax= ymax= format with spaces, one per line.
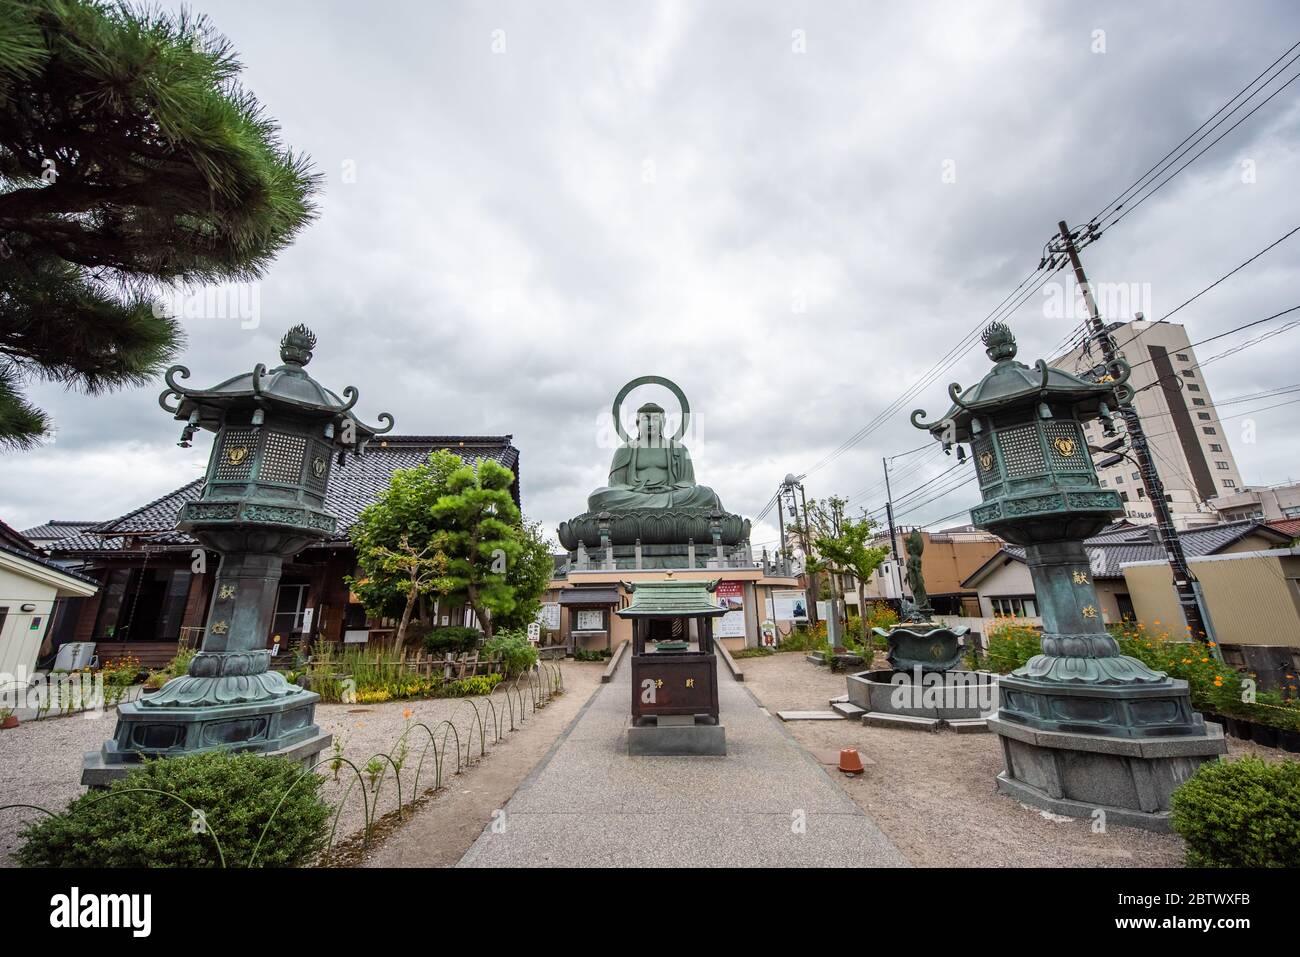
xmin=17 ymin=751 xmax=331 ymax=868
xmin=864 ymin=600 xmax=899 ymax=633
xmin=778 ymin=626 xmax=821 ymax=653
xmin=573 ymin=648 xmax=612 ymax=661
xmin=977 ymin=618 xmax=1043 ymax=673
xmin=421 ymin=626 xmax=482 ymax=655
xmin=732 ymin=646 xmax=775 ymax=659
xmin=1170 ymin=756 xmax=1300 ymax=867
xmin=438 ymin=673 xmax=503 ymax=697
xmin=484 ymin=630 xmax=538 ymax=678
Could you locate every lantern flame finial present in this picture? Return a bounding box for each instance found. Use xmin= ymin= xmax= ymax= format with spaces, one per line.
xmin=280 ymin=324 xmax=317 ymax=366
xmin=981 ymin=321 xmax=1016 ymax=361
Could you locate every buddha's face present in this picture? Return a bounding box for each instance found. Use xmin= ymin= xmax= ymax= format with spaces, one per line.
xmin=637 ymin=411 xmax=664 ymax=445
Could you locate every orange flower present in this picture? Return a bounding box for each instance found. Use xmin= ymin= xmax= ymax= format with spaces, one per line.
xmin=1207 ymin=641 xmax=1216 ymax=648
xmin=403 ymin=708 xmax=413 ymax=720
xmin=1200 ymin=657 xmax=1209 ymax=663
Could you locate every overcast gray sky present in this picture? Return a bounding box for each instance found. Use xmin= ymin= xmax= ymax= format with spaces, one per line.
xmin=4 ymin=0 xmax=1299 ymax=551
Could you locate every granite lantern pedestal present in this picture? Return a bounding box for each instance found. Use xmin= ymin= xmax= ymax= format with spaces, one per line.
xmin=82 ymin=326 xmax=393 ymax=786
xmin=911 ymin=321 xmax=1224 ymax=830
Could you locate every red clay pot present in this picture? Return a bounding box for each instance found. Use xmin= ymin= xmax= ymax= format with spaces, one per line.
xmin=838 ymin=747 xmax=865 ymax=775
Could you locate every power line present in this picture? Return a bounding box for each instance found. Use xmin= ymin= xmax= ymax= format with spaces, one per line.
xmin=1099 ymin=224 xmax=1300 ymax=365
xmin=1129 ymin=305 xmax=1300 ymax=375
xmin=1091 ymin=40 xmax=1300 ymax=224
xmin=1098 ymin=61 xmax=1300 ymax=233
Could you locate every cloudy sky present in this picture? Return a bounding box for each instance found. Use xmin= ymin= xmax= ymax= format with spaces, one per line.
xmin=4 ymin=0 xmax=1299 ymax=551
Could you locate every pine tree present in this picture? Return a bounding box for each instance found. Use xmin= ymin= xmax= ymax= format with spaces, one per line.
xmin=0 ymin=0 xmax=320 ymax=447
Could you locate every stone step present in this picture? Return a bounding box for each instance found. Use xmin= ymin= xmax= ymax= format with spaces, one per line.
xmin=946 ymin=717 xmax=990 ymax=734
xmin=776 ymin=710 xmax=842 ymax=721
xmin=863 ymin=712 xmax=941 ymax=732
xmin=832 ymin=702 xmax=866 ymax=719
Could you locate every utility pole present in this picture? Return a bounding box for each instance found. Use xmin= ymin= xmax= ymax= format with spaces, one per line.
xmin=882 ymin=456 xmax=906 ymax=604
xmin=797 ymin=481 xmax=821 ymax=627
xmin=775 ymin=481 xmax=788 ymax=577
xmin=1054 ymin=219 xmax=1212 ymax=644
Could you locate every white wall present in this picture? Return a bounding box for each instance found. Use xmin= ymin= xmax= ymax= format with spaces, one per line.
xmin=0 ymin=553 xmax=97 ymax=693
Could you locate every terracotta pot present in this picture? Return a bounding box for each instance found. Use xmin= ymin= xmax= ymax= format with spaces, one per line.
xmin=838 ymin=747 xmax=865 ymax=775
xmin=1 ymin=715 xmax=18 ymax=730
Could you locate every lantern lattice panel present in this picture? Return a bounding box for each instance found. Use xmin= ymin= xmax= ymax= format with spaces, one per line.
xmin=305 ymin=440 xmax=332 ymax=493
xmin=214 ymin=429 xmax=258 ymax=481
xmin=260 ymin=432 xmax=307 ymax=484
xmin=1045 ymin=421 xmax=1090 ymax=472
xmin=997 ymin=425 xmax=1045 ymax=478
xmin=972 ymin=434 xmax=998 ymax=488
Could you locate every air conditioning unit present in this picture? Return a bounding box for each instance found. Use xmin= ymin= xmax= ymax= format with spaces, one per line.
xmin=53 ymin=641 xmax=96 ymax=671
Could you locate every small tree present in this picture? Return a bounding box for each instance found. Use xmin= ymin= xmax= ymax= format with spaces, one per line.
xmin=348 ymin=451 xmax=462 ymax=646
xmin=0 ymin=1 xmax=319 ymax=447
xmin=492 ymin=519 xmax=557 ymax=633
xmin=347 ymin=533 xmax=450 ymax=654
xmin=801 ymin=496 xmax=890 ymax=647
xmin=432 ymin=458 xmax=523 ymax=639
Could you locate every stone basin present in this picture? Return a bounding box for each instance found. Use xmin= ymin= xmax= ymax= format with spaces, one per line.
xmin=846 ymin=668 xmax=1000 ymax=720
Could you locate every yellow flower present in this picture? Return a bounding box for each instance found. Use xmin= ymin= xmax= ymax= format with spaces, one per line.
xmin=1207 ymin=641 xmax=1216 ymax=647
xmin=1200 ymin=657 xmax=1209 ymax=663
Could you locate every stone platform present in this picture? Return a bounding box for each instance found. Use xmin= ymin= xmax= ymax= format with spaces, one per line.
xmin=989 ymin=715 xmax=1227 ymax=831
xmin=627 ymin=716 xmax=726 ymax=756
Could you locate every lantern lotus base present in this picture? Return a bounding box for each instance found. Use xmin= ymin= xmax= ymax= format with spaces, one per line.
xmin=1013 ymin=650 xmax=1168 ymax=685
xmin=989 ymin=716 xmax=1226 ymax=832
xmin=996 ymin=671 xmax=1206 ymax=738
xmin=80 ymin=687 xmax=330 ymax=787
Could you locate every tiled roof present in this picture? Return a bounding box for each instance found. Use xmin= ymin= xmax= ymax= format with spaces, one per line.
xmin=0 ymin=519 xmax=99 ymax=585
xmin=964 ymin=520 xmax=1289 ymax=585
xmin=19 ymin=520 xmax=103 ymax=542
xmin=52 ymin=436 xmax=520 ymax=556
xmin=1267 ymin=518 xmax=1300 ymax=541
xmin=616 ymin=580 xmax=727 ymax=618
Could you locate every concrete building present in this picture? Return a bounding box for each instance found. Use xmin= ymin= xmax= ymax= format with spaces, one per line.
xmin=1123 ymin=545 xmax=1300 ymax=691
xmin=1210 ymin=480 xmax=1300 ymax=523
xmin=856 ymin=524 xmax=1002 ymax=616
xmin=543 ymin=554 xmax=801 ymax=655
xmin=0 ymin=521 xmax=98 ymax=694
xmin=1053 ymin=318 xmax=1243 ymax=530
xmin=961 ymin=519 xmax=1289 ymax=626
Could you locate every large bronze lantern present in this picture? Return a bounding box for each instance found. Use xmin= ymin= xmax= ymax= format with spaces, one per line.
xmin=912 ymin=322 xmax=1223 ymax=830
xmin=83 ymin=325 xmax=393 ymax=785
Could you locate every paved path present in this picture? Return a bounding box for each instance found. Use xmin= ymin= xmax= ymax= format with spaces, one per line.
xmin=458 ymin=655 xmax=908 ymax=867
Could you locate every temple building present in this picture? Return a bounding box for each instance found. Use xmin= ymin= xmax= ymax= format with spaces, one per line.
xmin=36 ymin=436 xmax=520 ymax=668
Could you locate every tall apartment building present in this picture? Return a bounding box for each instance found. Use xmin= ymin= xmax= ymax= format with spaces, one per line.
xmin=1053 ymin=318 xmax=1244 ymax=530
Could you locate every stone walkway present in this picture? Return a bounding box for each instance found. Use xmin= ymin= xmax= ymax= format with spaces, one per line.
xmin=458 ymin=655 xmax=908 ymax=867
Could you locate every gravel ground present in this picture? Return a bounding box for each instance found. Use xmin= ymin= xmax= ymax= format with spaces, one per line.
xmin=0 ymin=662 xmax=603 ymax=866
xmin=739 ymin=652 xmax=1277 ymax=868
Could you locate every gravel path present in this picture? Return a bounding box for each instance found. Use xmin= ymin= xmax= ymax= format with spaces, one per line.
xmin=740 ymin=652 xmax=1275 ymax=868
xmin=0 ymin=662 xmax=601 ymax=866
